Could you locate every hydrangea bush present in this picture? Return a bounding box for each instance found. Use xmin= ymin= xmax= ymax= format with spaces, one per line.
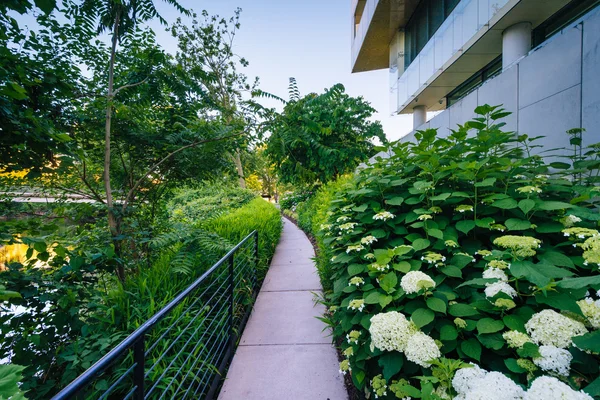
xmin=317 ymin=106 xmax=600 ymax=399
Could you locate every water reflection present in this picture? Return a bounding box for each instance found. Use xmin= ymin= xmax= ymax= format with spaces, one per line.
xmin=0 ymin=242 xmax=29 ymax=270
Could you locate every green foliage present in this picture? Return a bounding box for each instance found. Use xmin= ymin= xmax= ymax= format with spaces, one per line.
xmin=0 ymin=364 xmax=27 ymax=400
xmin=167 ymin=184 xmax=256 ymax=224
xmin=280 ymin=188 xmax=316 ymax=212
xmin=264 ymin=81 xmax=386 ymax=185
xmin=301 ymin=105 xmax=600 ymax=398
xmin=204 ymin=198 xmax=282 ymax=277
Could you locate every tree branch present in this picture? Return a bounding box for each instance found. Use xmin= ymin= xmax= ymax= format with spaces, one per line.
xmin=121 ymin=132 xmax=244 ymax=212
xmin=113 ymin=76 xmax=150 ymax=96
xmin=81 ymin=160 xmax=106 ymax=204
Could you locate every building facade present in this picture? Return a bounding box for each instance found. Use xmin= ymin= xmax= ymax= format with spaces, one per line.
xmin=351 ymin=0 xmax=600 ymax=150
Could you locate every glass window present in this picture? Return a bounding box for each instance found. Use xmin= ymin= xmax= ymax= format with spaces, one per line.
xmin=444 ymin=0 xmax=460 ymax=17
xmin=429 ymin=0 xmax=445 ymax=36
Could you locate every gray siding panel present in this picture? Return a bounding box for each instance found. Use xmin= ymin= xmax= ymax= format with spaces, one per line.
xmin=448 ymin=90 xmax=478 ymax=130
xmin=582 ymin=8 xmax=600 ymax=146
xmin=477 ymin=65 xmax=519 ymax=132
xmin=518 ymin=25 xmax=582 ymax=110
xmin=518 ymin=85 xmax=581 ymax=157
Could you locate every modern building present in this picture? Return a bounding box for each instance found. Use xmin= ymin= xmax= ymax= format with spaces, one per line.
xmin=351 ymin=0 xmax=600 ymax=149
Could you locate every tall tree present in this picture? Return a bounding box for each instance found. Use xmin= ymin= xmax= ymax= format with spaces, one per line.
xmin=75 ymin=0 xmax=189 ymax=281
xmin=264 ymin=79 xmax=387 ymax=185
xmin=171 ymin=8 xmax=260 ymax=189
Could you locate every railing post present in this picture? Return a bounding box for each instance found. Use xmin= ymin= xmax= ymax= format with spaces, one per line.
xmin=133 ymin=335 xmax=145 ymax=400
xmin=253 ymin=231 xmax=259 ymax=292
xmin=228 ymin=252 xmax=235 ymax=343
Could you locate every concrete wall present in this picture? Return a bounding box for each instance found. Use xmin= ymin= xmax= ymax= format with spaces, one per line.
xmin=401 ymin=6 xmax=600 ymax=154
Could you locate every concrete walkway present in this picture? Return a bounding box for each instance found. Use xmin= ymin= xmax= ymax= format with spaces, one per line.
xmin=218 ymin=217 xmax=348 ymax=400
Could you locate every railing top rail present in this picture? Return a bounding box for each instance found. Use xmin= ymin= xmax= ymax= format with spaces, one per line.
xmin=52 ymin=230 xmax=258 ymax=400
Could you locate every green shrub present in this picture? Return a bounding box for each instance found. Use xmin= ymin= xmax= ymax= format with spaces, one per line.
xmin=318 ymin=106 xmax=600 ymax=398
xmin=279 ymin=188 xmax=316 ymax=211
xmin=205 ymin=198 xmax=282 ymax=278
xmin=167 ymin=185 xmax=256 ymax=224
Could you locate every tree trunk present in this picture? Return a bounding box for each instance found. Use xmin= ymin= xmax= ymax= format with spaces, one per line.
xmin=232 ymin=149 xmax=246 ymax=189
xmin=104 ymin=12 xmax=125 ymax=282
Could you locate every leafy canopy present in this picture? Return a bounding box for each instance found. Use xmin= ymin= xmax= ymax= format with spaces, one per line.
xmin=264 ymin=80 xmax=386 ymax=185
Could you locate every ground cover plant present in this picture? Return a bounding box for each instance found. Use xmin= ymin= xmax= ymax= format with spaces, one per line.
xmin=302 ymin=106 xmax=600 ymax=399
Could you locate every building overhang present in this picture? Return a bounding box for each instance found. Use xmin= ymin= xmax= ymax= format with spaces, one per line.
xmin=398 ymin=0 xmax=572 ymax=114
xmin=351 ymin=0 xmax=419 ymax=73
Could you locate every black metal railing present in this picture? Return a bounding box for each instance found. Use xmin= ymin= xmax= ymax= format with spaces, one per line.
xmin=52 ymin=230 xmax=259 ymax=400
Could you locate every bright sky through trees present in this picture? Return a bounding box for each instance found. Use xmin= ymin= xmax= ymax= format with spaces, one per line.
xmin=150 ymin=0 xmax=414 ymax=142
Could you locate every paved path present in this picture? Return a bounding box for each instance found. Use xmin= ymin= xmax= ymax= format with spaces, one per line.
xmin=218 ymin=217 xmax=348 ymax=400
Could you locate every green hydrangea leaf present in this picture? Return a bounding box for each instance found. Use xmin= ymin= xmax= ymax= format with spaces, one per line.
xmin=572 ymin=331 xmax=600 ymax=353
xmin=456 ymin=220 xmax=476 ymax=234
xmin=411 ymin=308 xmax=435 ymax=328
xmin=364 ymin=291 xmax=383 ymax=304
xmin=348 ymin=264 xmax=367 ymax=276
xmin=492 ymin=198 xmax=518 ymax=209
xmin=440 ymin=324 xmax=458 ymax=341
xmin=379 ymin=272 xmax=398 ymax=294
xmin=393 ymin=261 xmax=411 ymax=273
xmin=386 ymin=197 xmax=405 ymax=206
xmin=505 ymin=358 xmax=527 ymax=373
xmin=537 ymin=201 xmax=573 ymax=210
xmin=353 ymin=204 xmax=369 ymax=212
xmin=505 ymin=218 xmax=531 ymax=231
xmin=502 ymin=315 xmax=526 ymax=332
xmin=461 ymin=339 xmax=482 ymax=361
xmin=557 ymin=275 xmax=600 ymax=290
xmin=518 ymin=199 xmax=536 ymax=214
xmin=510 ymin=261 xmax=552 ymax=287
xmin=426 ymin=297 xmax=446 ymax=314
xmin=476 ymin=318 xmax=504 ymax=334
xmin=449 ymin=303 xmax=479 ymax=317
xmin=477 ymin=333 xmax=504 ymax=350
xmin=440 ymin=265 xmax=462 ymax=278
xmin=412 ymin=238 xmax=431 ymax=251
xmin=517 ymin=342 xmax=541 ymax=358
xmin=378 ymin=352 xmax=404 ymax=381
xmin=475 ymin=177 xmax=496 ymax=187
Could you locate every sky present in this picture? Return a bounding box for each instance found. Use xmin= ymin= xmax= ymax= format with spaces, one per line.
xmin=149 ymin=0 xmax=415 ymax=141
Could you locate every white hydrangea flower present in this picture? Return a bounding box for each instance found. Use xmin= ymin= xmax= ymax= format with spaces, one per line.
xmin=533 ymin=345 xmax=572 ymax=377
xmin=339 ymin=222 xmax=358 ymax=231
xmin=452 ymin=364 xmax=487 ymax=395
xmin=346 ymin=244 xmax=365 ymax=253
xmin=484 ymin=281 xmax=517 ymax=298
xmin=369 ymin=262 xmax=390 ymax=272
xmin=364 ymin=253 xmax=375 ymax=260
xmin=404 ymin=331 xmax=441 ymax=367
xmin=373 ymin=211 xmax=395 ymax=221
xmin=525 ymin=309 xmax=588 ymax=348
xmin=453 ymin=367 xmax=524 ymax=400
xmin=339 ymin=359 xmax=351 ymax=375
xmin=482 ymin=267 xmax=508 ymax=282
xmin=418 ymin=214 xmax=433 ymax=220
xmin=369 ymin=311 xmax=417 ymax=352
xmin=524 ymin=376 xmax=593 ymax=400
xmin=578 ymin=297 xmax=600 ymax=328
xmin=502 ymin=330 xmax=531 ymax=349
xmin=400 ymin=271 xmax=436 ymax=294
xmin=349 ymin=277 xmax=364 ymax=287
xmin=337 ymin=216 xmax=350 ymax=223
xmin=361 ymin=235 xmax=378 ymax=245
xmin=348 ymin=299 xmax=365 ymax=312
